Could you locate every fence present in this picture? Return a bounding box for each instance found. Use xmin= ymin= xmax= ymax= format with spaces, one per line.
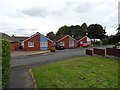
xmin=93 ymin=48 xmax=105 ymax=56
xmin=106 ymin=48 xmax=120 ymax=57
xmin=86 ymin=49 xmax=93 ymax=56
xmin=86 ymin=48 xmax=120 ymax=58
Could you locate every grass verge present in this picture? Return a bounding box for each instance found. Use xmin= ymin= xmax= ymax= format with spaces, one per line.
xmin=32 ymin=56 xmax=119 ymax=88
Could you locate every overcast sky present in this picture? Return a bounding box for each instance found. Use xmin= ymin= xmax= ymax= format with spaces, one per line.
xmin=0 ymin=0 xmax=119 ymax=36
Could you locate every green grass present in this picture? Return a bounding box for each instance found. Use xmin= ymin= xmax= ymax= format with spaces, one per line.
xmin=32 ymin=56 xmax=119 ymax=88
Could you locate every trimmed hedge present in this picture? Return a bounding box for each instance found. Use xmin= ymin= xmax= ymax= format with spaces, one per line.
xmin=0 ymin=39 xmax=11 ymax=89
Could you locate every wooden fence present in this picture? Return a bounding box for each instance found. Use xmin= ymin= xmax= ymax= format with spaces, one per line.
xmin=106 ymin=48 xmax=120 ymax=57
xmin=86 ymin=48 xmax=120 ymax=58
xmin=86 ymin=49 xmax=93 ymax=56
xmin=93 ymin=48 xmax=105 ymax=56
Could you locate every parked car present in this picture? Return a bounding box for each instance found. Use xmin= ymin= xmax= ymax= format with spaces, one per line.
xmin=55 ymin=45 xmax=65 ymax=50
xmin=81 ymin=43 xmax=89 ymax=48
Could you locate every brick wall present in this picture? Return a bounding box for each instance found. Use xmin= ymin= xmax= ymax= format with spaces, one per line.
xmin=48 ymin=41 xmax=53 ymax=50
xmin=57 ymin=36 xmax=69 ymax=48
xmin=10 ymin=42 xmax=20 ymax=51
xmin=24 ymin=34 xmax=40 ymax=51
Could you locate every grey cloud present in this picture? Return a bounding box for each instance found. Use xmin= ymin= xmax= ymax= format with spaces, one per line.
xmin=74 ymin=4 xmax=91 ymax=13
xmin=64 ymin=1 xmax=92 ymax=13
xmin=20 ymin=7 xmax=48 ymax=17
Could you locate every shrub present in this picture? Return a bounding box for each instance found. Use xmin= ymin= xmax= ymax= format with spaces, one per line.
xmin=0 ymin=39 xmax=11 ymax=89
xmin=93 ymin=41 xmax=101 ymax=46
xmin=50 ymin=47 xmax=56 ymax=52
xmin=89 ymin=44 xmax=94 ymax=47
xmin=102 ymin=38 xmax=108 ymax=45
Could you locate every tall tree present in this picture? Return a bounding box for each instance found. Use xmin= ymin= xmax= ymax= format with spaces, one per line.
xmin=117 ymin=24 xmax=120 ymax=32
xmin=88 ymin=24 xmax=106 ymax=40
xmin=46 ymin=32 xmax=56 ymax=40
xmin=80 ymin=23 xmax=88 ymax=36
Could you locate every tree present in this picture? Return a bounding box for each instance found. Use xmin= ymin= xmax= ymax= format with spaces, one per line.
xmin=117 ymin=24 xmax=120 ymax=32
xmin=80 ymin=23 xmax=88 ymax=36
xmin=46 ymin=32 xmax=56 ymax=40
xmin=88 ymin=24 xmax=106 ymax=40
xmin=56 ymin=25 xmax=81 ymax=39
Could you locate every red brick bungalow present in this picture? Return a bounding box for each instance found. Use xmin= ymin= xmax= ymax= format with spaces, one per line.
xmin=56 ymin=35 xmax=78 ymax=48
xmin=77 ymin=36 xmax=93 ymax=47
xmin=22 ymin=32 xmax=53 ymax=51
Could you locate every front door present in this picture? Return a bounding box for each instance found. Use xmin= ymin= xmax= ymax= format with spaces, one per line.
xmin=40 ymin=36 xmax=48 ymax=50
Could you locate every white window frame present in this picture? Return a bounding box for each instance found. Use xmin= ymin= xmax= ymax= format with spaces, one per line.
xmin=69 ymin=41 xmax=74 ymax=46
xmin=28 ymin=42 xmax=34 ymax=47
xmin=40 ymin=42 xmax=48 ymax=47
xmin=60 ymin=42 xmax=64 ymax=46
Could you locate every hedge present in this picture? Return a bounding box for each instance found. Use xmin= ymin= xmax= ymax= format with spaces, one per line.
xmin=0 ymin=39 xmax=11 ymax=89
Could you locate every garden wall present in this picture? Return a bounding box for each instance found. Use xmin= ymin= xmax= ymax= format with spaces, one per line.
xmin=10 ymin=42 xmax=20 ymax=51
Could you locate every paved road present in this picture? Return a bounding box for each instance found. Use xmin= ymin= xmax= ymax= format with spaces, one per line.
xmin=8 ymin=45 xmax=113 ymax=88
xmin=11 ymin=48 xmax=86 ymax=67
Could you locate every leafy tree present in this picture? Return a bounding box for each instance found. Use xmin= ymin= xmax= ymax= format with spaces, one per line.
xmin=88 ymin=24 xmax=106 ymax=40
xmin=117 ymin=25 xmax=120 ymax=32
xmin=46 ymin=32 xmax=56 ymax=40
xmin=80 ymin=23 xmax=88 ymax=36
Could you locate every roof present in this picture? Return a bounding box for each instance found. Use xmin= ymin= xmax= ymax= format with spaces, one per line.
xmin=23 ymin=32 xmax=53 ymax=42
xmin=12 ymin=36 xmax=29 ymax=42
xmin=0 ymin=33 xmax=15 ymax=42
xmin=0 ymin=33 xmax=29 ymax=42
xmin=91 ymin=39 xmax=101 ymax=41
xmin=56 ymin=35 xmax=78 ymax=42
xmin=78 ymin=36 xmax=88 ymax=42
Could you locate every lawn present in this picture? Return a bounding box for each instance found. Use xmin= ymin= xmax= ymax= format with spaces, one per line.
xmin=32 ymin=56 xmax=119 ymax=88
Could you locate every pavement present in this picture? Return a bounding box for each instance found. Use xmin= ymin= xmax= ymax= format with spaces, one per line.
xmin=7 ymin=45 xmax=113 ymax=88
xmin=11 ymin=50 xmax=50 ymax=57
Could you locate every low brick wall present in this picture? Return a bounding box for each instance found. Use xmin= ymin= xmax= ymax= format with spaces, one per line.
xmin=93 ymin=48 xmax=105 ymax=56
xmin=86 ymin=49 xmax=93 ymax=56
xmin=106 ymin=48 xmax=120 ymax=57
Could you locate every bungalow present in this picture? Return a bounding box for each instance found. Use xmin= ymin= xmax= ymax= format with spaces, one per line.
xmin=78 ymin=36 xmax=93 ymax=46
xmin=56 ymin=35 xmax=78 ymax=48
xmin=22 ymin=32 xmax=53 ymax=51
xmin=0 ymin=33 xmax=21 ymax=51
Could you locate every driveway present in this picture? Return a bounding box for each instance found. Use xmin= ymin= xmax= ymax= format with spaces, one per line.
xmin=8 ymin=45 xmax=113 ymax=88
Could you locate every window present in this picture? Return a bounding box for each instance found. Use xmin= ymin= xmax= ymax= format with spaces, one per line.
xmin=87 ymin=41 xmax=91 ymax=45
xmin=28 ymin=42 xmax=34 ymax=47
xmin=80 ymin=41 xmax=83 ymax=45
xmin=69 ymin=41 xmax=74 ymax=46
xmin=60 ymin=42 xmax=64 ymax=46
xmin=40 ymin=42 xmax=48 ymax=47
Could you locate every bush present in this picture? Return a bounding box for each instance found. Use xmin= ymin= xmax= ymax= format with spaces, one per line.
xmin=102 ymin=38 xmax=108 ymax=45
xmin=93 ymin=41 xmax=101 ymax=46
xmin=89 ymin=44 xmax=94 ymax=47
xmin=50 ymin=47 xmax=56 ymax=52
xmin=0 ymin=39 xmax=11 ymax=89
